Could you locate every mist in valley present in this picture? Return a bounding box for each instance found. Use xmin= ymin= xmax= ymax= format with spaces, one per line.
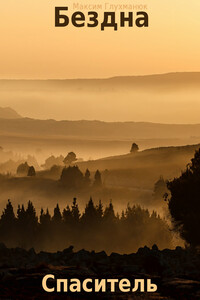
xmin=1 ymin=73 xmax=200 ymax=123
xmin=0 ymin=72 xmax=200 ymax=252
xmin=0 ymin=141 xmax=196 ymax=252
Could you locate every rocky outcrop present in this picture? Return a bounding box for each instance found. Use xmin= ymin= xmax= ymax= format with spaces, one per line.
xmin=0 ymin=243 xmax=200 ymax=299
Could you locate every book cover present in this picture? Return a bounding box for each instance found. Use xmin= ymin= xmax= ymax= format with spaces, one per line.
xmin=0 ymin=1 xmax=200 ymax=299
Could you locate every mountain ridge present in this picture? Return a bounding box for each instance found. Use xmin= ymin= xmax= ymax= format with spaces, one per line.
xmin=1 ymin=117 xmax=200 ymax=140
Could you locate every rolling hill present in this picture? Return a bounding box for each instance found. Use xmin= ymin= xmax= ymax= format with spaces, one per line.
xmin=76 ymin=143 xmax=200 ymax=191
xmin=0 ymin=116 xmax=200 ymax=160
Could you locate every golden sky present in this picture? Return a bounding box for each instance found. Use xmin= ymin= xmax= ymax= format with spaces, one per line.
xmin=0 ymin=0 xmax=200 ymax=79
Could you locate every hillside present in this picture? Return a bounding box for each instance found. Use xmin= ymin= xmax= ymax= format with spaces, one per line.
xmin=0 ymin=143 xmax=199 ymax=213
xmin=0 ymin=107 xmax=21 ymax=119
xmin=78 ymin=143 xmax=200 ymax=171
xmin=76 ymin=144 xmax=200 ymax=191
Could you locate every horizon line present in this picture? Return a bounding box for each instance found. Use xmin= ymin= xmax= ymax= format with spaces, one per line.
xmin=2 ymin=115 xmax=200 ymax=126
xmin=0 ymin=71 xmax=200 ymax=81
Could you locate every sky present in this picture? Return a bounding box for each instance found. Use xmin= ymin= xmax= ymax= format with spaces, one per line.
xmin=0 ymin=0 xmax=200 ymax=79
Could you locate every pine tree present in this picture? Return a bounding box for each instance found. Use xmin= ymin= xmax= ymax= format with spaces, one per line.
xmin=52 ymin=204 xmax=62 ymax=223
xmin=0 ymin=199 xmax=15 ymax=224
xmin=104 ymin=201 xmax=115 ymax=221
xmin=0 ymin=200 xmax=16 ymax=244
xmin=93 ymin=170 xmax=102 ymax=187
xmin=63 ymin=205 xmax=72 ymax=224
xmin=96 ymin=200 xmax=103 ymax=219
xmin=27 ymin=166 xmax=36 ymax=176
xmin=71 ymin=198 xmax=80 ymax=222
xmin=83 ymin=197 xmax=97 ymax=221
xmin=40 ymin=208 xmax=51 ymax=225
xmin=84 ymin=169 xmax=91 ymax=186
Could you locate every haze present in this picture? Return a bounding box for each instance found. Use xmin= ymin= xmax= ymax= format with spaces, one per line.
xmin=0 ymin=73 xmax=200 ymax=123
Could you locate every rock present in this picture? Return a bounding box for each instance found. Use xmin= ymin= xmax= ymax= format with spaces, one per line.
xmin=137 ymin=246 xmax=151 ymax=255
xmin=0 ymin=242 xmax=7 ymax=250
xmin=62 ymin=245 xmax=74 ymax=254
xmin=152 ymin=244 xmax=159 ymax=251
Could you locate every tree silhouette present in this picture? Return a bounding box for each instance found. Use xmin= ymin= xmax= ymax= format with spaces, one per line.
xmin=63 ymin=152 xmax=77 ymax=165
xmin=0 ymin=200 xmax=15 ymax=224
xmin=25 ymin=201 xmax=38 ymax=231
xmin=83 ymin=197 xmax=97 ymax=222
xmin=52 ymin=204 xmax=62 ymax=224
xmin=60 ymin=166 xmax=84 ymax=189
xmin=16 ymin=201 xmax=38 ymax=248
xmin=39 ymin=208 xmax=52 ymax=249
xmin=121 ymin=210 xmax=126 ymax=221
xmin=63 ymin=205 xmax=72 ymax=224
xmin=17 ymin=204 xmax=26 ymax=223
xmin=130 ymin=143 xmax=139 ymax=153
xmin=71 ymin=198 xmax=80 ymax=222
xmin=0 ymin=198 xmax=172 ymax=252
xmin=153 ymin=176 xmax=168 ymax=202
xmin=84 ymin=168 xmax=91 ymax=186
xmin=17 ymin=162 xmax=29 ymax=176
xmin=40 ymin=208 xmax=51 ymax=226
xmin=104 ymin=201 xmax=115 ymax=222
xmin=0 ymin=200 xmax=16 ymax=245
xmin=27 ymin=166 xmax=36 ymax=177
xmin=22 ymin=155 xmax=39 ymax=171
xmin=93 ymin=170 xmax=102 ymax=187
xmin=96 ymin=200 xmax=103 ymax=219
xmin=167 ymin=148 xmax=200 ymax=247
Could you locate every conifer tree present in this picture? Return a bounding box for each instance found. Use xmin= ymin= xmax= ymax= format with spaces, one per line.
xmin=71 ymin=198 xmax=80 ymax=222
xmin=93 ymin=170 xmax=102 ymax=187
xmin=52 ymin=204 xmax=62 ymax=224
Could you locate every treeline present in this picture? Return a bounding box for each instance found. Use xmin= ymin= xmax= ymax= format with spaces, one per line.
xmin=16 ymin=162 xmax=103 ymax=189
xmin=0 ymin=198 xmax=172 ymax=253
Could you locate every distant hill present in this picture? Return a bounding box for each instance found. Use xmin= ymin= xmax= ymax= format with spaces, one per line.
xmin=1 ymin=118 xmax=200 ymax=140
xmin=1 ymin=116 xmax=200 ymax=159
xmin=1 ymin=72 xmax=200 ymax=92
xmin=0 ymin=107 xmax=21 ymax=119
xmin=0 ymin=72 xmax=200 ymax=122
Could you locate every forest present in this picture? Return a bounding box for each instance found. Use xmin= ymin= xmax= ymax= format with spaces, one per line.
xmin=0 ymin=142 xmax=198 ymax=215
xmin=1 ymin=140 xmax=200 ymax=254
xmin=0 ymin=197 xmax=172 ymax=253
